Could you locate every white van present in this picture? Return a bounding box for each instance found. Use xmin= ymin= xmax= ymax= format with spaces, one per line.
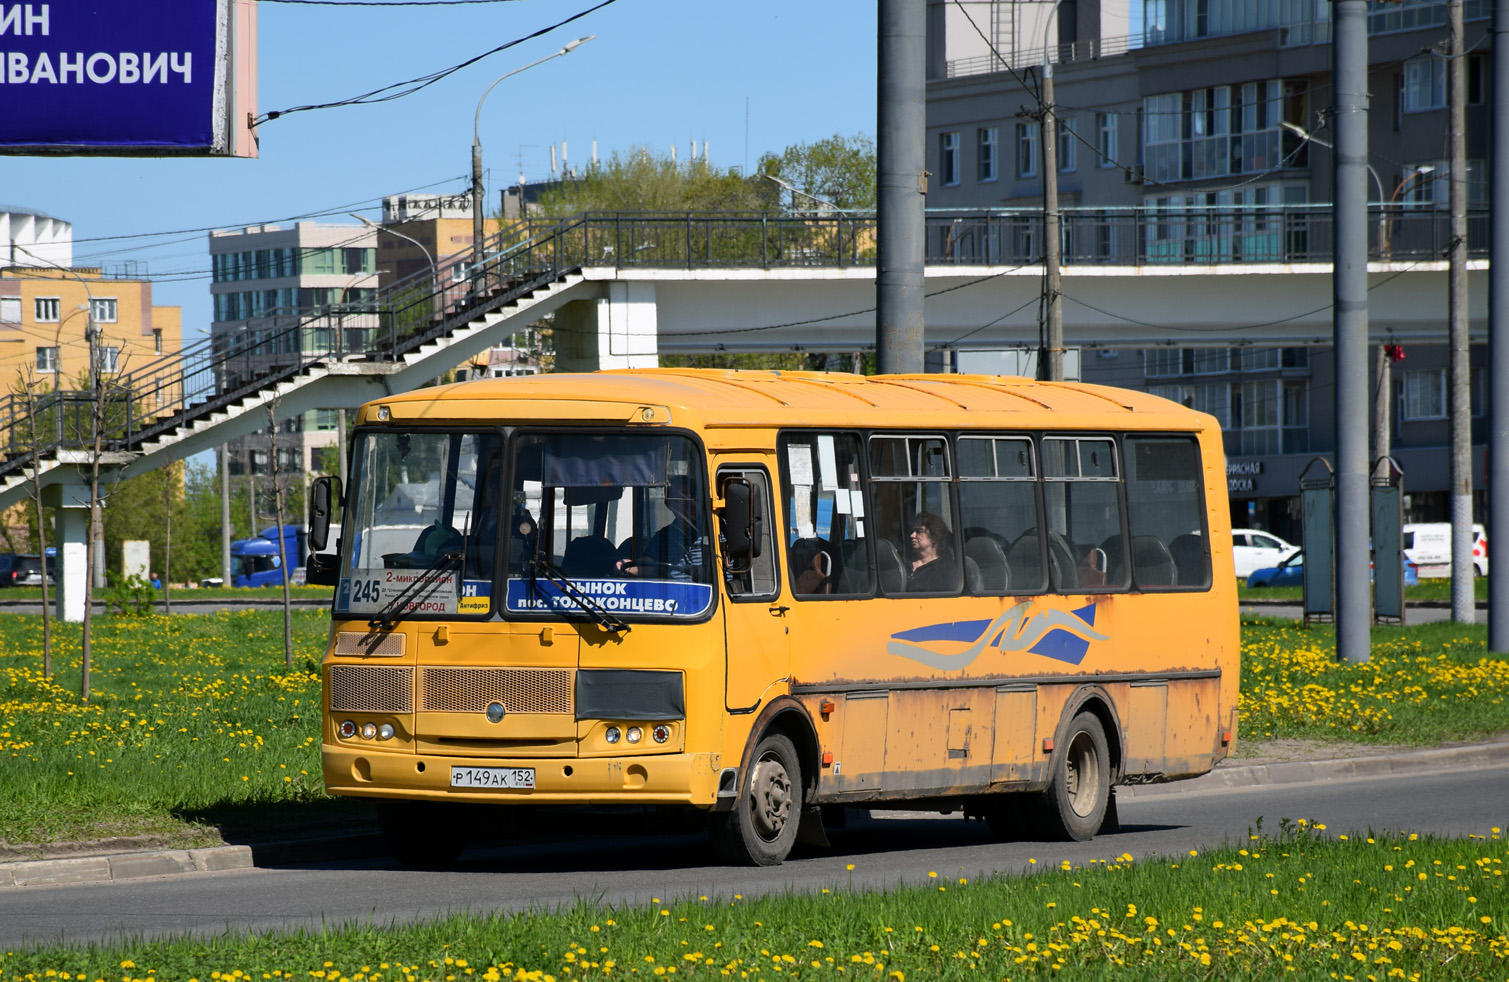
xmin=1401 ymin=522 xmax=1488 ymax=578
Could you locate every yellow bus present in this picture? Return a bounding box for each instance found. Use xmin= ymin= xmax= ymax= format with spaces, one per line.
xmin=308 ymin=369 xmax=1238 ymax=866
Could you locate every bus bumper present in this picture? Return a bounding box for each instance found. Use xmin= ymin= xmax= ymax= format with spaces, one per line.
xmin=323 ymin=745 xmax=724 ymax=808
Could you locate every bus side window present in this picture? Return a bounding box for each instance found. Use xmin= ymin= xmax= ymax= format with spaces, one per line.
xmin=957 ymin=435 xmax=1043 ymax=595
xmin=1042 ymin=436 xmax=1129 ymax=593
xmin=1125 ymin=436 xmax=1210 ymax=590
xmin=870 ymin=434 xmax=959 ymax=595
xmin=779 ymin=432 xmax=873 ymax=597
xmin=720 ymin=467 xmax=779 ymax=599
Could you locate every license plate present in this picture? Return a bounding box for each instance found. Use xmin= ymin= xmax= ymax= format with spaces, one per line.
xmin=450 ymin=766 xmax=535 ymax=790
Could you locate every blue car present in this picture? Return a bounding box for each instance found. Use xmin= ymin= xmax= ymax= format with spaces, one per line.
xmin=1246 ymin=551 xmax=1419 ymax=588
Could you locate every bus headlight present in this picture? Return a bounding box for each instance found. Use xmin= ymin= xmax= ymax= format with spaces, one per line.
xmin=339 ymin=720 xmax=357 ymax=739
xmin=378 ymin=723 xmax=396 ymax=741
xmin=626 ymin=726 xmax=643 ymax=744
xmin=361 ymin=722 xmax=378 ymax=740
xmin=605 ymin=726 xmax=621 ymax=744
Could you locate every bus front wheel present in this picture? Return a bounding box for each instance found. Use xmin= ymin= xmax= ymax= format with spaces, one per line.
xmin=708 ymin=732 xmax=803 ymax=866
xmin=376 ymin=799 xmax=469 ymax=866
xmin=1037 ymin=712 xmax=1111 ymax=841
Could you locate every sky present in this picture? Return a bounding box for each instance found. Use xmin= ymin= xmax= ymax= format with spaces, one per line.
xmin=4 ymin=0 xmax=879 ymax=341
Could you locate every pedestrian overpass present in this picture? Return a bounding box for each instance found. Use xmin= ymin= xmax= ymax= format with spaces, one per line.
xmin=0 ymin=207 xmax=1485 ymax=619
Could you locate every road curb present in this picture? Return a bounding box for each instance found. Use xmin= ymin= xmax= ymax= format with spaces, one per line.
xmin=0 ymin=845 xmax=252 ymax=889
xmin=1119 ymin=739 xmax=1509 ymax=798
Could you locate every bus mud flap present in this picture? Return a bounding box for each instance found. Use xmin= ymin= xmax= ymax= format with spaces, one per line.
xmin=796 ymin=806 xmax=830 ymax=847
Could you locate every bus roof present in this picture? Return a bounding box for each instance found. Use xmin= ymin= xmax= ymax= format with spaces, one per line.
xmin=366 ymin=369 xmax=1212 ymax=432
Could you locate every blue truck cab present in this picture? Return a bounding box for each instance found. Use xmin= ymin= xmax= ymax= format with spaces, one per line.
xmin=230 ymin=525 xmax=306 ymax=588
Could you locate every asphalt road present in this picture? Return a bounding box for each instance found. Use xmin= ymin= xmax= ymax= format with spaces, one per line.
xmin=3 ymin=762 xmax=1506 ymax=951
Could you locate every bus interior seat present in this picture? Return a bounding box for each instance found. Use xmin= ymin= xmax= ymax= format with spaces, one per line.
xmin=874 ymin=538 xmax=909 ymax=594
xmin=562 ymin=535 xmax=620 ymax=578
xmin=1100 ymin=534 xmax=1127 ymax=584
xmin=1044 ymin=530 xmax=1080 ymax=589
xmin=1005 ymin=533 xmax=1045 ymax=591
xmin=1131 ymin=534 xmax=1178 ymax=586
xmin=791 ymin=537 xmax=838 ymax=594
xmin=1169 ymin=533 xmax=1208 ymax=586
xmin=964 ymin=555 xmax=984 ymax=593
xmin=965 ymin=536 xmax=1009 ymax=592
xmin=837 ymin=539 xmax=870 ymax=593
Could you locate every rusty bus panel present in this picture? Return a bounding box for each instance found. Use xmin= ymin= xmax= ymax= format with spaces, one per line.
xmin=990 ymin=685 xmax=1038 ymax=785
xmin=1164 ymin=675 xmax=1222 ymax=778
xmin=1123 ymin=681 xmax=1169 ymax=777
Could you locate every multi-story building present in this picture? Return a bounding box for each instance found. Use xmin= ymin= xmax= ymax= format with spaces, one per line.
xmin=926 ymin=0 xmax=1490 ymax=537
xmin=208 ymin=221 xmax=378 ymax=477
xmin=1 ymin=208 xmax=181 ymax=408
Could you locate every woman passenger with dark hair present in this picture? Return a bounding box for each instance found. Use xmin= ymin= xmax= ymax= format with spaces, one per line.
xmin=906 ymin=511 xmax=958 ymax=592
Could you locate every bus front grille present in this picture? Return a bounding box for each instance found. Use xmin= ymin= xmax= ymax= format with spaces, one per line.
xmin=329 ymin=665 xmax=414 ymax=713
xmin=420 ymin=668 xmax=574 ymax=715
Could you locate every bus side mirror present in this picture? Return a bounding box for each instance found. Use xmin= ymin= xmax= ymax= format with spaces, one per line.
xmin=720 ymin=478 xmax=762 ymax=570
xmin=305 ymin=549 xmax=340 ymax=587
xmin=309 ymin=476 xmax=341 ymax=552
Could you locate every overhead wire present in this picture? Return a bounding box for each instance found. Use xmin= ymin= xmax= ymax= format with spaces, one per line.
xmin=253 ymin=0 xmax=616 ymax=125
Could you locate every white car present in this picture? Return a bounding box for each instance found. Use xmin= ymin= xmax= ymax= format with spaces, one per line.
xmin=1231 ymin=529 xmax=1300 ymax=578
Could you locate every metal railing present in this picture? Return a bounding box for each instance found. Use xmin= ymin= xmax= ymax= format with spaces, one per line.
xmin=0 ymin=204 xmax=1483 ymax=480
xmin=945 ymin=33 xmax=1141 ymax=78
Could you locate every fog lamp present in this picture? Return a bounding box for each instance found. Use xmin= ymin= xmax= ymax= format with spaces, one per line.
xmin=486 ymin=701 xmax=506 ymax=723
xmin=626 ymin=726 xmax=643 ymax=744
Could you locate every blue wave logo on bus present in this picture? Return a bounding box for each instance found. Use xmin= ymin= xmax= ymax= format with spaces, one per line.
xmin=887 ymin=601 xmax=1107 ymax=671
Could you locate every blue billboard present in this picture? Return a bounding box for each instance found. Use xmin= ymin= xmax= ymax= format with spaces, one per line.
xmin=0 ymin=1 xmax=244 ymax=154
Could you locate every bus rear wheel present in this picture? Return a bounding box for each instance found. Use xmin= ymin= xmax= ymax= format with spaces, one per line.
xmin=708 ymin=732 xmax=803 ymax=866
xmin=1037 ymin=712 xmax=1111 ymax=841
xmin=376 ymin=799 xmax=469 ymax=866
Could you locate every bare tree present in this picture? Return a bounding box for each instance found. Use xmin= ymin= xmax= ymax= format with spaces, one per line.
xmin=18 ymin=373 xmax=54 ymax=677
xmin=80 ymin=364 xmax=105 ymax=703
xmin=266 ymin=403 xmax=293 ymax=667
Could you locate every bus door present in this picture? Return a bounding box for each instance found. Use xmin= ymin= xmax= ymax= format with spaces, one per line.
xmin=716 ymin=463 xmax=788 ymax=713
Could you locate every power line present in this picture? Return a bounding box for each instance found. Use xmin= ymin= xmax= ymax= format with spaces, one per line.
xmin=255 ymin=0 xmax=615 ymax=125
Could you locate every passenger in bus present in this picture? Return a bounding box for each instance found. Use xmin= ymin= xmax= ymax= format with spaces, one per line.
xmin=906 ymin=512 xmax=959 ymax=592
xmin=616 ymin=476 xmax=705 ymax=579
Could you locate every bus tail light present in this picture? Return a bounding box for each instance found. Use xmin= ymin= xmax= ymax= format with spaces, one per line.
xmin=652 ymin=724 xmax=670 ymax=743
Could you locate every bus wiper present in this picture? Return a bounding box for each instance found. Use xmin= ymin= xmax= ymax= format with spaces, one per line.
xmin=527 ymin=555 xmax=631 ymax=635
xmin=371 ymin=550 xmax=462 ymax=630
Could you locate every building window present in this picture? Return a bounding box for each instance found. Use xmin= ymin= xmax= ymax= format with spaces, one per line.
xmin=36 ymin=346 xmax=58 ymax=373
xmin=1058 ymin=117 xmax=1078 ymax=172
xmin=977 ymin=127 xmax=998 ymax=182
xmin=35 ymin=297 xmax=60 ymax=323
xmin=0 ymin=296 xmax=19 ymax=324
xmin=98 ymin=346 xmax=121 ymax=374
xmin=1192 ymin=349 xmax=1230 ymax=374
xmin=1240 ymin=347 xmax=1282 ymax=371
xmin=1016 ymin=121 xmax=1039 ymax=178
xmin=1282 ymin=380 xmax=1309 ymax=452
xmin=91 ymin=298 xmax=118 ymax=323
xmin=1096 ymin=113 xmax=1119 ymax=168
xmin=1403 ymin=55 xmax=1446 ymax=112
xmin=1144 ymin=348 xmax=1186 ymax=378
xmin=1402 ymin=369 xmax=1446 ymax=419
xmin=938 ymin=132 xmax=961 ymax=187
xmin=153 ymin=328 xmax=163 ymax=354
xmin=1239 ymin=380 xmax=1280 ymax=455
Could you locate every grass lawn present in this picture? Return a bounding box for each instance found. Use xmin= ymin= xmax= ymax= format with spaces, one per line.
xmin=1 ymin=612 xmax=1506 ymax=850
xmin=0 ymin=823 xmax=1503 ymax=980
xmin=1237 ymin=576 xmax=1490 ymax=604
xmin=0 ymin=585 xmax=336 ymax=603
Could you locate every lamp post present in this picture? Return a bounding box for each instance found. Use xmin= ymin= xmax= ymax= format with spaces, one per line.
xmin=350 ymin=213 xmax=436 ymax=287
xmin=1382 ymin=165 xmax=1437 ymax=258
xmin=472 ymin=37 xmax=594 ymax=273
xmin=51 ymin=304 xmax=90 ymax=392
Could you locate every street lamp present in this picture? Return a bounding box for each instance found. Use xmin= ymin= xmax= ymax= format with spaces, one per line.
xmin=1382 ymin=165 xmax=1436 ymax=257
xmin=1279 ymin=122 xmax=1383 ymax=200
xmin=1279 ymin=124 xmax=1434 ymax=256
xmin=472 ymin=36 xmax=595 ymax=272
xmin=349 ymin=213 xmax=436 ymax=288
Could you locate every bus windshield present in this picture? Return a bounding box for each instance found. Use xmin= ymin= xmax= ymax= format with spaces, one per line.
xmin=503 ymin=432 xmax=715 ymax=621
xmin=335 ymin=428 xmax=714 ymax=622
xmin=337 ymin=429 xmax=503 ymax=619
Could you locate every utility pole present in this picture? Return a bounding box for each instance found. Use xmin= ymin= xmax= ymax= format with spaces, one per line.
xmin=876 ymin=0 xmax=926 ymax=374
xmin=220 ymin=444 xmax=232 ymax=585
xmin=1373 ymin=343 xmax=1392 ymax=465
xmin=1489 ymin=0 xmax=1509 ymax=652
xmin=1333 ymin=0 xmax=1372 ymax=662
xmin=1447 ymin=0 xmax=1474 ymax=624
xmin=1039 ymin=31 xmax=1063 ymax=381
